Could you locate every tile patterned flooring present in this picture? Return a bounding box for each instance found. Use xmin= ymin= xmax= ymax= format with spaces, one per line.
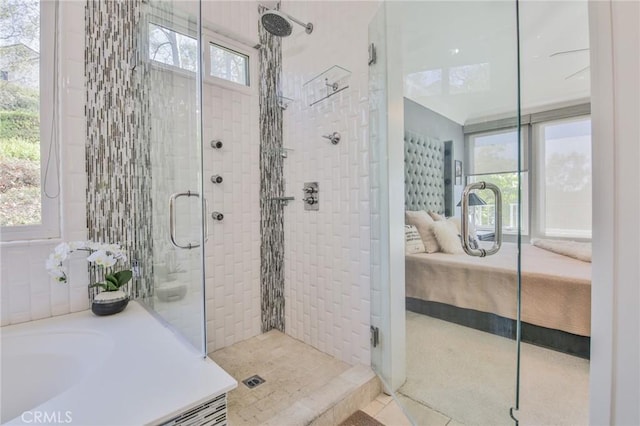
xmin=210 ymin=330 xmax=379 ymax=426
xmin=362 ymin=393 xmax=461 ymax=426
xmin=362 ymin=394 xmax=413 ymax=426
xmin=209 ymin=313 xmax=588 ymax=425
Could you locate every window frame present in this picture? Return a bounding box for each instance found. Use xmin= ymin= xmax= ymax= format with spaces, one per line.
xmin=464 ymin=109 xmax=592 ymax=241
xmin=532 ymin=114 xmax=592 ymax=240
xmin=466 ymin=171 xmax=530 ymax=236
xmin=465 ymin=126 xmax=530 ymax=236
xmin=208 ymin=41 xmax=250 ymax=88
xmin=1 ymin=0 xmax=60 ymax=242
xmin=146 ymin=12 xmax=256 ymax=96
xmin=147 ymin=21 xmax=199 ymax=75
xmin=203 ymin=31 xmax=255 ymax=95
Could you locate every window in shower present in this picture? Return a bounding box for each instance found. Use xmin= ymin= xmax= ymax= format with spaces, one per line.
xmin=0 ymin=0 xmax=59 ymax=240
xmin=209 ymin=43 xmax=249 ymax=86
xmin=148 ymin=23 xmax=197 ymax=72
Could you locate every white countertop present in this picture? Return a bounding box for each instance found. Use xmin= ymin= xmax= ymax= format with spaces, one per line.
xmin=4 ymin=302 xmax=237 ymax=425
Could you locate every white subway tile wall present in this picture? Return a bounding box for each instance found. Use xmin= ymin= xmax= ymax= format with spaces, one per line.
xmin=202 ymin=2 xmax=262 ymax=352
xmin=0 ymin=1 xmax=88 ymax=326
xmin=203 ymin=76 xmax=262 ymax=352
xmin=1 ymin=2 xmax=379 ymax=369
xmin=281 ymin=1 xmax=379 ymax=365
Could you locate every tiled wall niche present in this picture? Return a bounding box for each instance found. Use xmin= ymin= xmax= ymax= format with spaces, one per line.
xmin=281 ymin=1 xmax=380 ymax=365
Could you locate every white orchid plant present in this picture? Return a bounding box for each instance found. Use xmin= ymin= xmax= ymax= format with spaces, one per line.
xmin=46 ymin=241 xmax=133 ymax=292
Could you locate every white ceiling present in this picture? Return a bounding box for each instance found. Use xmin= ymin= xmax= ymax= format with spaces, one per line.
xmin=398 ymin=1 xmax=590 ymax=125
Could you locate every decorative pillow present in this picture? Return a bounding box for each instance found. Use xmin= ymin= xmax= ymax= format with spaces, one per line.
xmin=447 ymin=216 xmax=461 ymax=234
xmin=531 ymin=238 xmax=592 ymax=262
xmin=428 ymin=211 xmax=445 ymax=221
xmin=405 ymin=225 xmax=426 ymax=254
xmin=405 ymin=210 xmax=440 ymax=253
xmin=446 ymin=216 xmax=478 ymax=247
xmin=432 ymin=220 xmax=464 ymax=254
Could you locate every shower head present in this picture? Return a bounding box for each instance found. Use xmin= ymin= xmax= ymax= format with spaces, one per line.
xmin=260 ymin=9 xmax=313 ymax=37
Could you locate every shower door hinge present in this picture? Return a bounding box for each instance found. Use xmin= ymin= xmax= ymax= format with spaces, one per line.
xmin=370 ymin=326 xmax=380 ymax=347
xmin=368 ymin=43 xmax=377 ymax=66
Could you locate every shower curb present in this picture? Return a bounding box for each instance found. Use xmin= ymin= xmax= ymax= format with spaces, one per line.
xmin=263 ymin=365 xmax=381 ymax=426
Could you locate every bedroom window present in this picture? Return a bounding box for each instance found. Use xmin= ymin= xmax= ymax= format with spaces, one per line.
xmin=535 ymin=116 xmax=592 ymax=239
xmin=466 ymin=128 xmax=529 ymax=235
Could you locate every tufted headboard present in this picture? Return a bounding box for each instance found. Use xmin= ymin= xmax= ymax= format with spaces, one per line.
xmin=404 ymin=130 xmax=445 ymax=213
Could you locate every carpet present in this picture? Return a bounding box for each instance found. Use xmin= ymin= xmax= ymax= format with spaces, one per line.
xmin=400 ymin=311 xmax=589 ymax=426
xmin=340 ymin=410 xmax=385 ymax=426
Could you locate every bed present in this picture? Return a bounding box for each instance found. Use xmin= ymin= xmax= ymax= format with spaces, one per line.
xmin=403 ymin=129 xmax=591 ymax=358
xmin=405 ymin=242 xmax=592 ymax=358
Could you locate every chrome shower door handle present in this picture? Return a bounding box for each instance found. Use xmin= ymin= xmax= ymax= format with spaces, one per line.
xmin=461 ymin=182 xmax=503 ymax=257
xmin=169 ymin=191 xmax=201 ymax=250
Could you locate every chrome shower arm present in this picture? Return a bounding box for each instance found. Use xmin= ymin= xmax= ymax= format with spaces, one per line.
xmin=283 ymin=12 xmax=309 ymax=30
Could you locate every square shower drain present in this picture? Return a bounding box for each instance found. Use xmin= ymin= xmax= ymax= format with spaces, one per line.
xmin=242 ymin=375 xmax=265 ymax=389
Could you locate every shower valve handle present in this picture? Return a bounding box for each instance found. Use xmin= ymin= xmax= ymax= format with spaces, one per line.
xmin=322 ymin=132 xmax=341 ymax=145
xmin=211 ymin=175 xmax=223 ymax=184
xmin=211 ymin=212 xmax=224 ymax=221
xmin=303 ymin=196 xmax=317 ymax=205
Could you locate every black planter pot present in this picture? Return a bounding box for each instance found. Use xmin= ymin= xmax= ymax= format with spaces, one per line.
xmin=91 ymin=291 xmax=129 ymax=316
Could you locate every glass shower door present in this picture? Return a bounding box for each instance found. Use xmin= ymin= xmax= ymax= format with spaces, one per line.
xmin=369 ymin=2 xmax=522 ymax=424
xmin=141 ymin=0 xmax=206 ymax=355
xmin=516 ymin=1 xmax=592 ymax=424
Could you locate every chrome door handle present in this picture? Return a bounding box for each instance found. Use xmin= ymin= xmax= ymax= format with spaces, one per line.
xmin=169 ymin=190 xmax=201 ymax=250
xmin=461 ymin=182 xmax=503 ymax=257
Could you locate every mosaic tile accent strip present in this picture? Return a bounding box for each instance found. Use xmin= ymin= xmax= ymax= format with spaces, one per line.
xmin=259 ymin=3 xmax=285 ymax=332
xmin=85 ymin=0 xmax=153 ymax=300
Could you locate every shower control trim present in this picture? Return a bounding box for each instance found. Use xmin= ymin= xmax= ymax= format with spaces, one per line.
xmin=210 ymin=140 xmax=223 ymax=149
xmin=210 ymin=175 xmax=223 ymax=184
xmin=302 ymin=196 xmax=317 ymax=205
xmin=303 ymin=182 xmax=319 ymax=211
xmin=322 ymin=132 xmax=340 ymax=145
xmin=211 ymin=211 xmax=224 ymax=221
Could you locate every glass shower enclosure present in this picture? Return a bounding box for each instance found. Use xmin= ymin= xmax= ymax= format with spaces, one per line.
xmin=140 ymin=0 xmax=207 ymax=355
xmin=371 ymin=0 xmax=592 ymax=424
xmin=369 ymin=1 xmax=522 ymax=424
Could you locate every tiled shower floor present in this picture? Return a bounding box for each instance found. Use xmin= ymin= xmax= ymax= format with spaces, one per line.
xmin=210 ymin=330 xmax=373 ymax=425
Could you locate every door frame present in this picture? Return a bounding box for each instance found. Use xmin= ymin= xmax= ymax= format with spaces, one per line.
xmin=588 ymin=0 xmax=639 ymax=424
xmin=372 ymin=0 xmax=633 ymax=422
